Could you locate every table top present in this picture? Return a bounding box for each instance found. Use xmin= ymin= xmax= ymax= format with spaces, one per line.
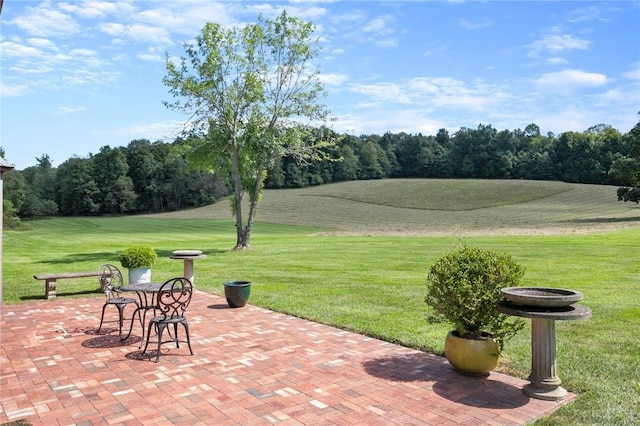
xmin=121 ymin=282 xmax=162 ymax=293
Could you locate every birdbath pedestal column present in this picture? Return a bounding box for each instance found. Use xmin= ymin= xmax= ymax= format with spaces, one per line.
xmin=497 ymin=287 xmax=592 ymax=401
xmin=170 ymin=250 xmax=207 ymax=286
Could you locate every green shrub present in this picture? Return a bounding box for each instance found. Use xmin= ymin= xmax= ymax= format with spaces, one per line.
xmin=3 ymin=200 xmax=29 ymax=230
xmin=118 ymin=245 xmax=158 ymax=268
xmin=425 ymin=246 xmax=525 ymax=349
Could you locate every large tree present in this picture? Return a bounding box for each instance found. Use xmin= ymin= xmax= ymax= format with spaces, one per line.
xmin=20 ymin=155 xmax=58 ymax=217
xmin=164 ymin=11 xmax=334 ymax=249
xmin=92 ymin=146 xmax=136 ymax=214
xmin=55 ymin=157 xmax=100 ymax=216
xmin=614 ymin=119 xmax=640 ymax=203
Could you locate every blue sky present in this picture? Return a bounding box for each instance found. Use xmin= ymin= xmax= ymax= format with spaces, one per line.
xmin=1 ymin=1 xmax=639 ymax=170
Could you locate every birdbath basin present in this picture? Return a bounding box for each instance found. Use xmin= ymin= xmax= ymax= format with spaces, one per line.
xmin=501 ymin=287 xmax=583 ymax=308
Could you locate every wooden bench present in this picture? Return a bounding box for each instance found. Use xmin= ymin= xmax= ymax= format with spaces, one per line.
xmin=34 ymin=271 xmax=102 ymax=300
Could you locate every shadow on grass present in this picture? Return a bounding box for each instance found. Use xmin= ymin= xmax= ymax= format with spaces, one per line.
xmin=362 ymin=352 xmax=529 ymax=409
xmin=37 ymin=251 xmax=124 ymax=264
xmin=20 ymin=289 xmax=101 ymax=301
xmin=37 ymin=249 xmax=228 ymax=265
xmin=567 ymin=216 xmax=640 ymax=224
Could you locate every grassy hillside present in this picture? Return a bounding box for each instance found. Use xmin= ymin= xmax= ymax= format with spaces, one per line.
xmin=149 ymin=179 xmax=640 ymax=235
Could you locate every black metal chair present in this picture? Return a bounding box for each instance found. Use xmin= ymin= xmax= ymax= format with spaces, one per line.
xmin=97 ymin=264 xmax=138 ymax=336
xmin=141 ymin=277 xmax=194 ymax=362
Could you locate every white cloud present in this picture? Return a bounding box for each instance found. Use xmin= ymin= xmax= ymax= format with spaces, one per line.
xmin=527 ymin=27 xmax=591 ymax=57
xmin=534 ymin=69 xmax=608 ymax=91
xmin=535 ymin=110 xmax=590 ymax=133
xmin=623 ymin=62 xmax=640 ymax=81
xmin=99 ymin=22 xmax=125 ymax=36
xmin=52 ymin=105 xmax=86 ymax=115
xmin=26 ymin=37 xmax=58 ymax=50
xmin=10 ymin=2 xmax=81 ymax=37
xmin=1 ymin=33 xmax=113 ymax=91
xmin=136 ymin=46 xmax=165 ymax=62
xmin=375 ymin=38 xmax=397 ymax=48
xmin=350 ymin=82 xmax=413 ymax=104
xmin=0 ymin=40 xmax=45 ymax=58
xmin=99 ymin=22 xmax=172 ymax=45
xmin=0 ymin=83 xmax=30 ymax=97
xmin=565 ymin=5 xmax=609 ymax=23
xmin=329 ymin=10 xmax=366 ymax=24
xmin=333 ymin=108 xmax=446 ymax=136
xmin=347 ymin=76 xmax=503 ymax=114
xmin=9 ymin=62 xmax=54 ymax=75
xmin=318 ymin=73 xmax=349 ymax=87
xmin=58 ymin=1 xmax=131 ymax=19
xmin=70 ymin=48 xmax=98 ymax=57
xmin=423 ymin=45 xmax=448 ymax=57
xmin=363 ymin=17 xmax=387 ymax=33
xmin=546 ymin=57 xmax=570 ymax=66
xmin=458 ymin=17 xmax=492 ymax=30
xmin=593 ymin=88 xmax=626 ymax=103
xmin=134 ymin=2 xmax=235 ymax=34
xmin=362 ymin=15 xmax=395 ymax=35
xmin=115 ymin=120 xmax=187 ymax=141
xmin=281 ymin=6 xmax=327 ymax=21
xmin=62 ymin=68 xmax=121 ymax=86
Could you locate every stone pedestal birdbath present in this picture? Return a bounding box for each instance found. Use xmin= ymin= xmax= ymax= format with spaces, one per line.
xmin=170 ymin=250 xmax=207 ymax=286
xmin=497 ymin=287 xmax=591 ymax=401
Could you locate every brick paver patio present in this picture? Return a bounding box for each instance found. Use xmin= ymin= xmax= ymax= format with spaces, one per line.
xmin=1 ymin=291 xmax=574 ymax=425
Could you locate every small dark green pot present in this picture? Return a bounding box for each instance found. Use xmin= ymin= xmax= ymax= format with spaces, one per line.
xmin=224 ymin=281 xmax=251 ymax=308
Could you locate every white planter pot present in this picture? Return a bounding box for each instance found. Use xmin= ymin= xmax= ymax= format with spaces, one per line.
xmin=128 ymin=267 xmax=152 ymax=284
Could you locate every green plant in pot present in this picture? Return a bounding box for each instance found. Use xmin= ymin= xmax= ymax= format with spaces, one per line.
xmin=425 ymin=246 xmax=525 ymax=376
xmin=119 ymin=245 xmax=158 ymax=284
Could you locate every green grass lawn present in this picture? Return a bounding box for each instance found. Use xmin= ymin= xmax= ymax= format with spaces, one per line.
xmin=3 ymin=179 xmax=640 ymax=425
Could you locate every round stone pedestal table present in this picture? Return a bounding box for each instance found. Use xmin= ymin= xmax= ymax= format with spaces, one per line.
xmin=497 ymin=300 xmax=591 ymax=401
xmin=170 ymin=250 xmax=207 ymax=286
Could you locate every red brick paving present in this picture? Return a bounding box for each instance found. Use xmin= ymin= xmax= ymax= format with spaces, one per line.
xmin=1 ymin=291 xmax=574 ymax=425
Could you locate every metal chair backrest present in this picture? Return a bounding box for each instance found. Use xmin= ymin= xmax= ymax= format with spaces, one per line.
xmin=155 ymin=277 xmax=193 ymax=320
xmin=99 ymin=264 xmax=123 ymax=298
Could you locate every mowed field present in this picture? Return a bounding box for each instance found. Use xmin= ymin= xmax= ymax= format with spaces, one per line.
xmin=150 ymin=179 xmax=640 ymax=235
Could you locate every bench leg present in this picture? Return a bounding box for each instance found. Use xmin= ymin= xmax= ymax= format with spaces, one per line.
xmin=45 ymin=279 xmax=57 ymax=300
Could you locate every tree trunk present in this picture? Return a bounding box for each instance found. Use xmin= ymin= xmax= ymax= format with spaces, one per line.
xmin=234 ymin=192 xmax=256 ymax=250
xmin=233 ymin=167 xmax=263 ymax=250
xmin=233 ymin=191 xmax=246 ymax=249
xmin=235 ymin=226 xmax=251 ymax=250
xmin=231 ymin=137 xmax=246 ymax=250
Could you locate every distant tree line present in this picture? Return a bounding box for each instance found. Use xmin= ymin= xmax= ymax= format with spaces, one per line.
xmin=3 ymin=139 xmax=228 ymax=222
xmin=266 ymin=122 xmax=638 ymax=189
xmin=3 ymin=120 xmax=640 ymax=226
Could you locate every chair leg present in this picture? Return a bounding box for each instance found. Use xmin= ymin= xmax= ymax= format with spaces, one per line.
xmin=173 ymin=323 xmax=180 ymax=348
xmin=182 ymin=320 xmax=193 ymax=355
xmin=155 ymin=323 xmax=168 ymax=363
xmin=122 ymin=306 xmax=142 ymax=342
xmin=141 ymin=320 xmax=155 ymax=356
xmin=115 ymin=304 xmax=127 ymax=336
xmin=97 ymin=304 xmax=109 ymax=334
